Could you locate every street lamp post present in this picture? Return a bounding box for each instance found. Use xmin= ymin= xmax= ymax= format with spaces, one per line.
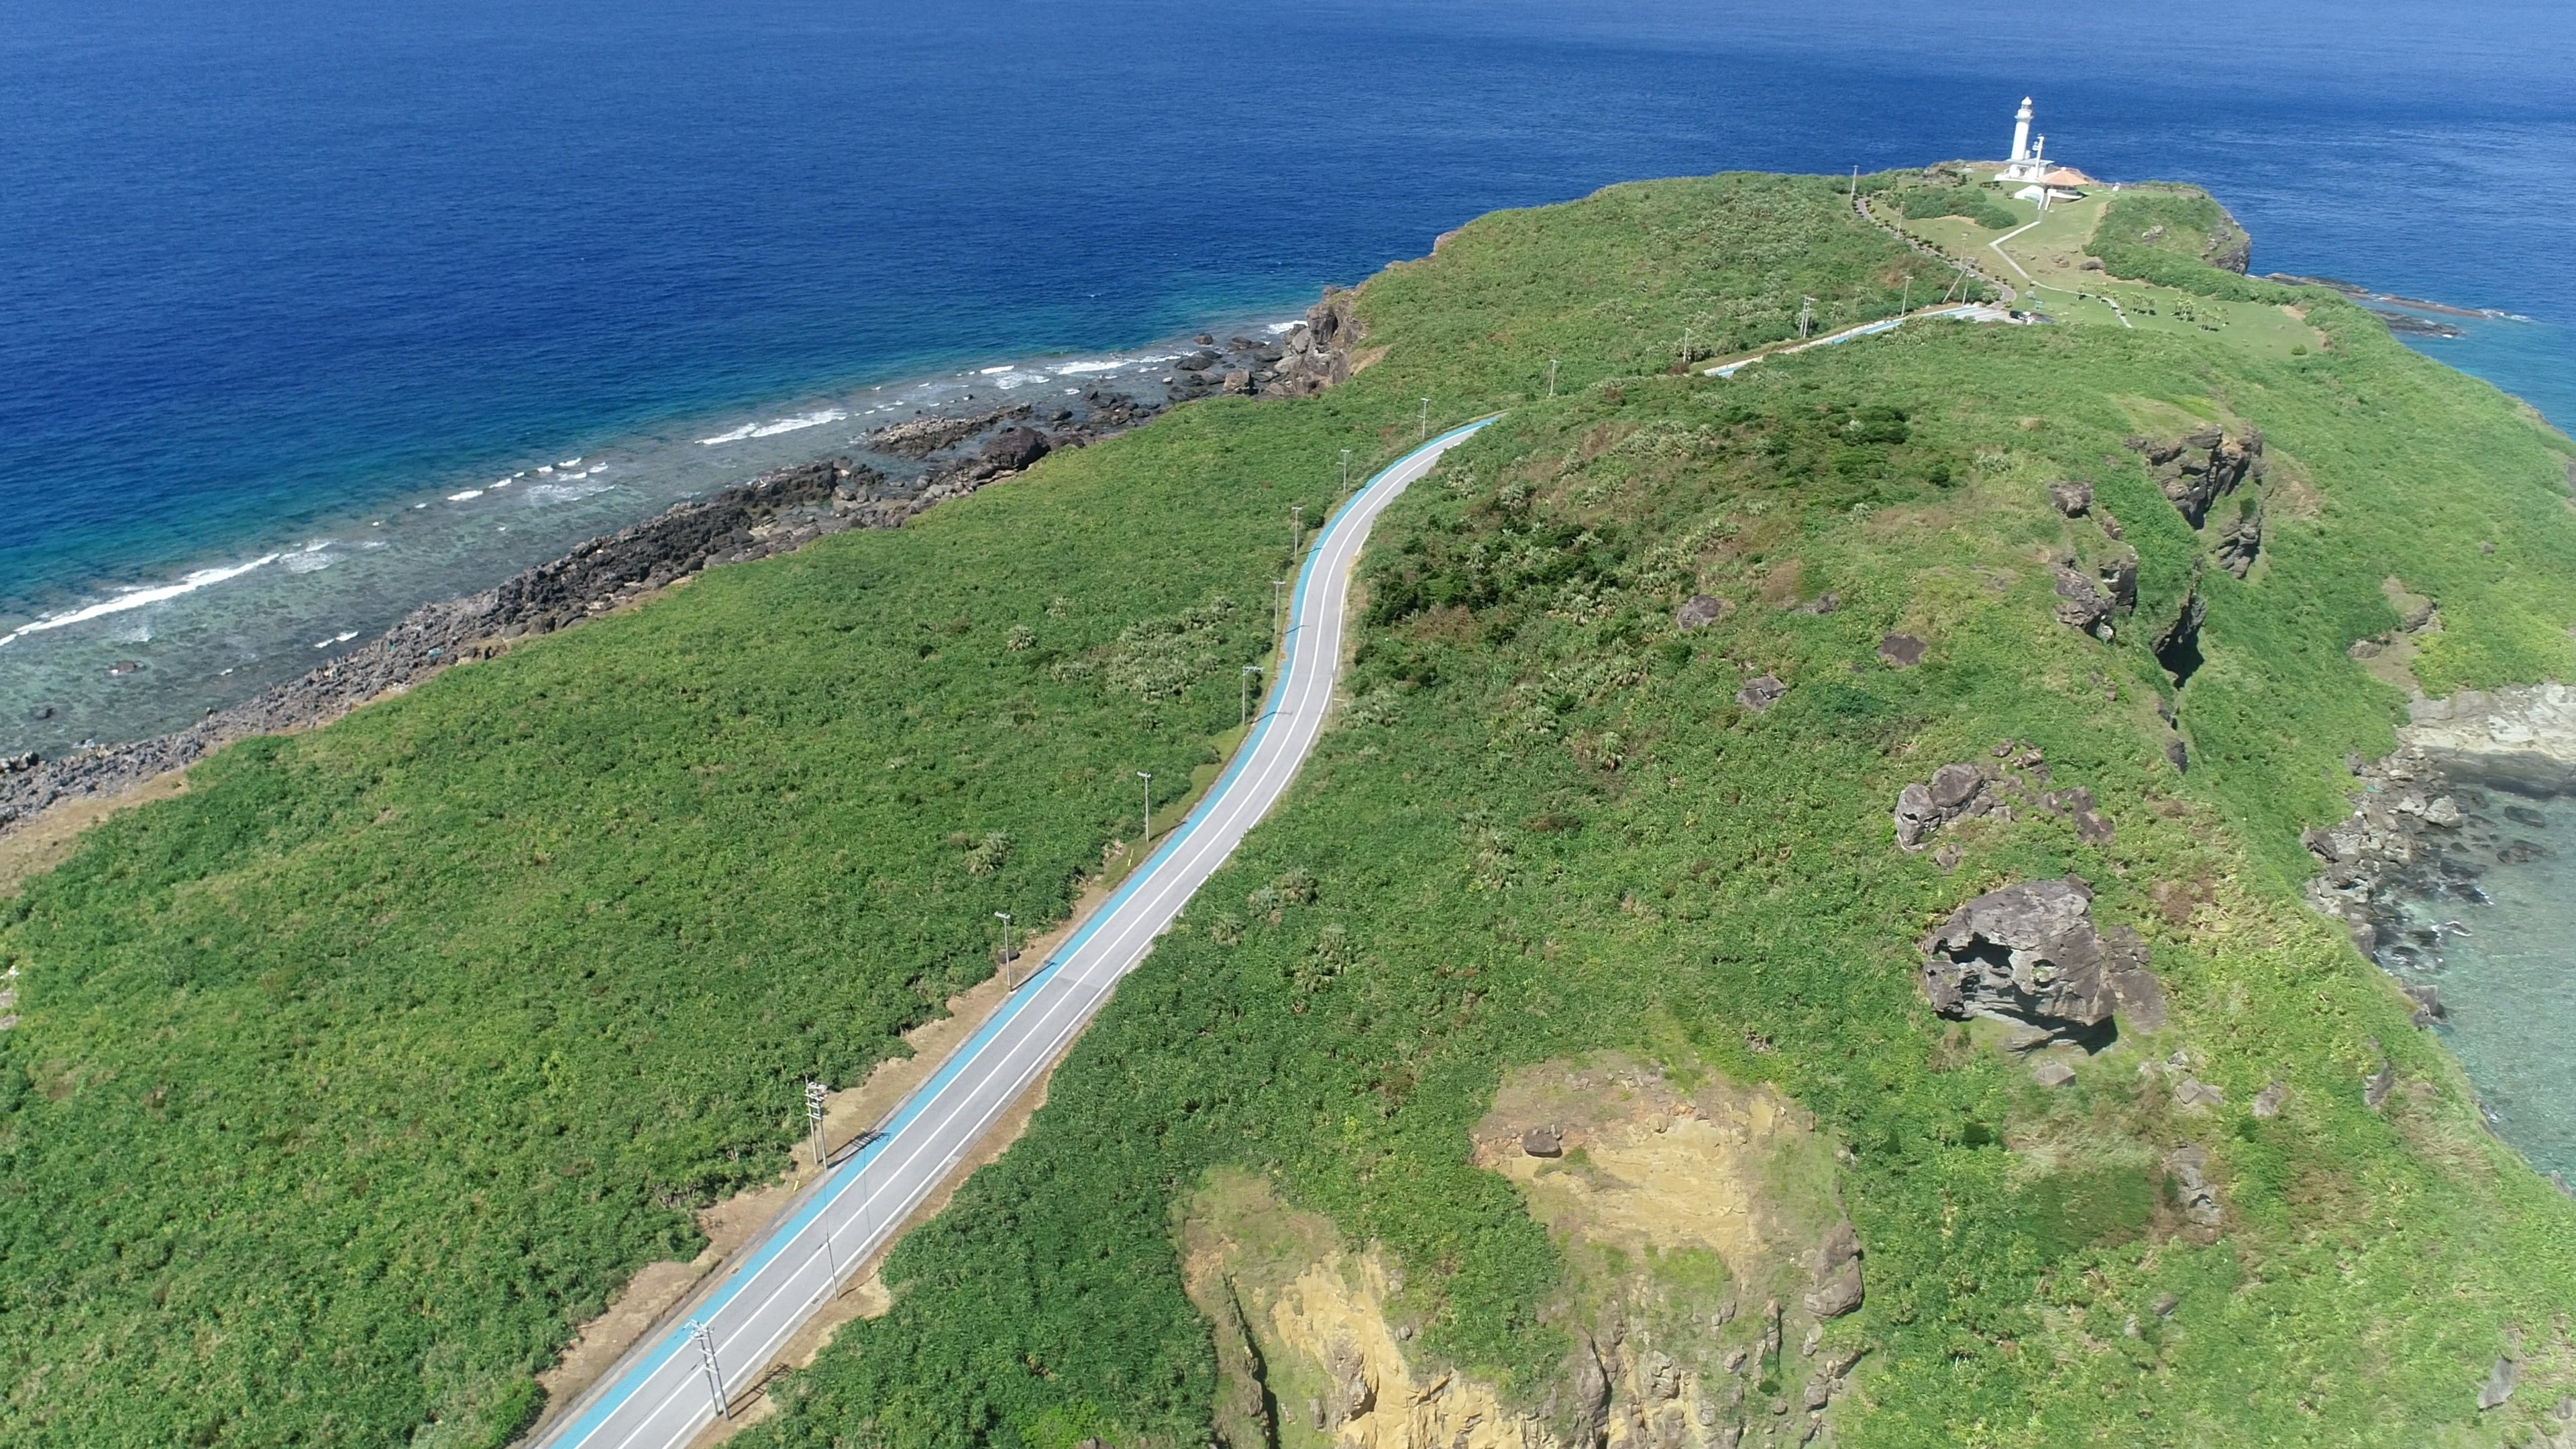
xmin=1340 ymin=447 xmax=1352 ymax=492
xmin=1419 ymin=397 xmax=1429 ymax=439
xmin=1273 ymin=578 xmax=1286 ymax=641
xmin=1548 ymin=358 xmax=1559 ymax=397
xmin=994 ymin=910 xmax=1013 ymax=988
xmin=804 ymin=1078 xmax=828 ymax=1169
xmin=690 ymin=1320 xmax=728 ymax=1420
xmin=1136 ymin=771 xmax=1153 ymax=849
xmin=1242 ymin=665 xmax=1259 ymax=728
xmin=1289 ymin=504 xmax=1303 ymax=557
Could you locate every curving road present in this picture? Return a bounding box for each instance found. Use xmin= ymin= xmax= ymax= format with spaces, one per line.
xmin=533 ymin=415 xmax=1501 ymax=1449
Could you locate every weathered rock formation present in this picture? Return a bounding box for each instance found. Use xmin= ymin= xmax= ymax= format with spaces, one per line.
xmin=2212 ymin=503 xmax=2263 ymax=578
xmin=1735 ymin=675 xmax=1787 ymax=711
xmin=1921 ymin=878 xmax=2165 ymax=1038
xmin=2127 ymin=427 xmax=2264 ymax=528
xmin=1892 ymin=749 xmax=2113 ymax=852
xmin=1262 ymin=288 xmax=1364 ymax=399
xmin=1674 ymin=594 xmax=1733 ymax=631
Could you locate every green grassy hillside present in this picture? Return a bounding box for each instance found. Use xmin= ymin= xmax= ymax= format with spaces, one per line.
xmin=5 ymin=172 xmax=2573 ymax=1448
xmin=741 ymin=184 xmax=2576 ymax=1448
xmin=0 ymin=175 xmax=1955 ymax=1447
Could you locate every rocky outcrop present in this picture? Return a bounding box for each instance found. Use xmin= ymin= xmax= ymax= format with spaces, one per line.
xmin=1801 ymin=1223 xmax=1864 ymax=1319
xmin=1892 ymin=747 xmax=2114 ymax=853
xmin=2127 ymin=427 xmax=2263 ymax=529
xmin=2051 ymin=564 xmax=2114 ymax=639
xmin=1262 ymin=288 xmax=1365 ymax=399
xmin=1735 ymin=675 xmax=1787 ymax=711
xmin=869 ymin=405 xmax=1030 ymax=459
xmin=2212 ymin=503 xmax=2262 ymax=578
xmin=1674 ymin=594 xmax=1733 ymax=631
xmin=1921 ymin=878 xmax=2165 ymax=1038
xmin=2046 ymin=480 xmax=2093 ymax=517
xmin=2202 ymin=202 xmax=2254 ymax=275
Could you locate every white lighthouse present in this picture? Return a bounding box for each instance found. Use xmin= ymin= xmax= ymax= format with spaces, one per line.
xmin=2008 ymin=96 xmax=2033 ymax=166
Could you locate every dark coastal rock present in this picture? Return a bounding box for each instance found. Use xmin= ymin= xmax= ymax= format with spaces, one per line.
xmin=1737 ymin=675 xmax=1788 ymax=711
xmin=1876 ymin=633 xmax=1926 ymax=668
xmin=1675 ymin=594 xmax=1733 ymax=631
xmin=869 ymin=405 xmax=1032 ymax=460
xmin=1921 ymin=878 xmax=2165 ymax=1036
xmin=977 ymin=426 xmax=1053 ymax=474
xmin=1260 ymin=288 xmax=1363 ymax=399
xmin=1521 ymin=1125 xmax=1562 ymax=1157
xmin=2046 ymin=480 xmax=2093 ymax=517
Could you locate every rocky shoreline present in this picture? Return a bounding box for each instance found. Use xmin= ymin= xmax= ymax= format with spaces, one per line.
xmin=2303 ymin=686 xmax=2576 ymax=1024
xmin=0 ymin=297 xmax=1366 ymax=839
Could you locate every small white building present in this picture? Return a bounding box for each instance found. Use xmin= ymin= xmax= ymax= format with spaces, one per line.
xmin=1993 ymin=97 xmax=2093 ymax=205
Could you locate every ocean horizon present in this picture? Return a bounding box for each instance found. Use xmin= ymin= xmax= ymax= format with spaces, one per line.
xmin=7 ymin=0 xmax=2576 ymax=759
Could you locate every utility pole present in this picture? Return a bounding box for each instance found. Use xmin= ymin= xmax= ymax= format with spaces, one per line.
xmin=1242 ymin=665 xmax=1259 ymax=728
xmin=804 ymin=1078 xmax=828 ymax=1169
xmin=1902 ymin=277 xmax=1911 ymax=315
xmin=1419 ymin=397 xmax=1430 ymax=440
xmin=1340 ymin=447 xmax=1352 ymax=492
xmin=1273 ymin=579 xmax=1286 ymax=641
xmin=690 ymin=1321 xmax=727 ymax=1420
xmin=1289 ymin=504 xmax=1303 ymax=558
xmin=1799 ymin=297 xmax=1815 ymax=340
xmin=1547 ymin=358 xmax=1559 ymax=398
xmin=994 ymin=911 xmax=1013 ymax=988
xmin=1850 ymin=165 xmax=1859 ymax=204
xmin=1136 ymin=771 xmax=1153 ymax=849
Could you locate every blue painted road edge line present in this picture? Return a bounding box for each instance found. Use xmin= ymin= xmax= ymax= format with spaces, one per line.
xmin=547 ymin=413 xmax=1500 ymax=1446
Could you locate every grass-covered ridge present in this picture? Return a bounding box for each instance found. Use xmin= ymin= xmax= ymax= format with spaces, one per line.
xmin=743 ymin=182 xmax=2576 ymax=1447
xmin=5 ymin=170 xmax=2575 ymax=1448
xmin=0 ymin=174 xmax=1957 ymax=1447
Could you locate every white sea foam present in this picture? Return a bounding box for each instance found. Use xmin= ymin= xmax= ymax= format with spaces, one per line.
xmin=537 ymin=465 xmax=554 ymax=475
xmin=697 ymin=408 xmax=847 ymax=445
xmin=1051 ymin=352 xmax=1180 ymax=375
xmin=313 ymin=630 xmax=358 ymax=649
xmin=0 ymin=553 xmax=281 ymax=651
xmin=447 ymin=488 xmax=485 ymax=502
xmin=526 ymin=478 xmax=616 ymax=505
xmin=559 ymin=458 xmax=582 ymax=467
xmin=1267 ymin=321 xmax=1300 ymax=333
xmin=979 ymin=364 xmax=1014 ymax=375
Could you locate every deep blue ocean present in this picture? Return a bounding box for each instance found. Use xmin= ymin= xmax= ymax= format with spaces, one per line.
xmin=7 ymin=1 xmax=2576 ymax=1163
xmin=8 ymin=0 xmax=2575 ymax=752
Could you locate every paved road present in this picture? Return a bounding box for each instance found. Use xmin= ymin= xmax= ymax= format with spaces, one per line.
xmin=534 ymin=415 xmax=1501 ymax=1449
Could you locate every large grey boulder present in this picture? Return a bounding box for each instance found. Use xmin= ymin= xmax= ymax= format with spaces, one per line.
xmin=1921 ymin=879 xmax=2166 ymax=1033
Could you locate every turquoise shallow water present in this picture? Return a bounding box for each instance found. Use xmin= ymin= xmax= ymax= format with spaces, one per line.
xmin=2376 ymin=788 xmax=2576 ymax=1184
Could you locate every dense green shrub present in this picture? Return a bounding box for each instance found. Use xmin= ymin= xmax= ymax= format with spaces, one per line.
xmin=1893 ymin=184 xmax=2019 ymax=230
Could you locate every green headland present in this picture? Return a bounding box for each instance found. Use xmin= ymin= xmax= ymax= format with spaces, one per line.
xmin=5 ymin=168 xmax=2575 ymax=1448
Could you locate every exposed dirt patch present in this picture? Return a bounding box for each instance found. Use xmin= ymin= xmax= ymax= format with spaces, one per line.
xmin=0 ymin=766 xmax=190 ymax=896
xmin=1179 ymin=1053 xmax=1868 ymax=1449
xmin=1472 ymin=1053 xmax=1843 ymax=1293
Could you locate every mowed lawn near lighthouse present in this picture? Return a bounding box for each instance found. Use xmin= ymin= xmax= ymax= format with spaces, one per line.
xmin=0 ymin=174 xmax=1955 ymax=1448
